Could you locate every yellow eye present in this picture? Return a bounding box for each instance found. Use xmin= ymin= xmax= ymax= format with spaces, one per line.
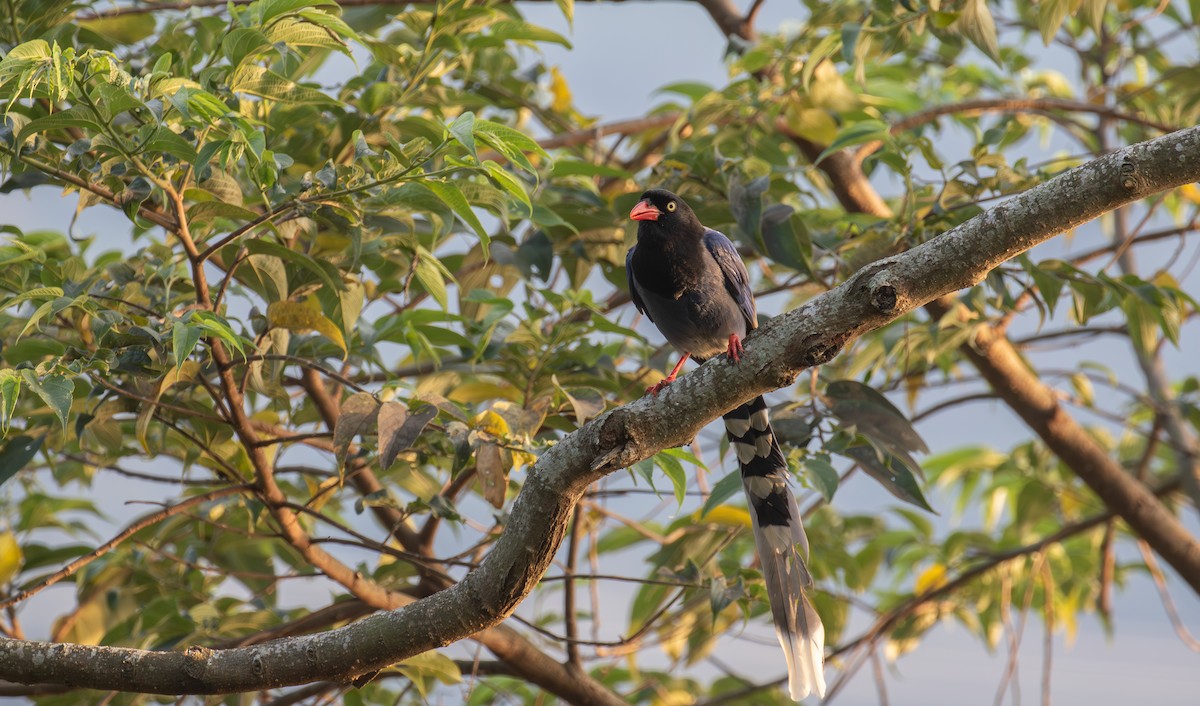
xmin=666 ymin=201 xmax=677 ymax=212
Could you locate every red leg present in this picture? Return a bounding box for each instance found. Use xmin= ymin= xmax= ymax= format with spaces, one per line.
xmin=647 ymin=352 xmax=691 ymax=395
xmin=726 ymin=334 xmax=744 ymax=363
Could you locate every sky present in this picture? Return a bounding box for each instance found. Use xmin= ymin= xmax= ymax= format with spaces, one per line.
xmin=1 ymin=1 xmax=1198 ymax=704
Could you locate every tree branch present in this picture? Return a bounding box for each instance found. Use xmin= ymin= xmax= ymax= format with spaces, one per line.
xmin=0 ymin=486 xmax=249 ymax=610
xmin=927 ymin=294 xmax=1200 ymax=594
xmin=2 ymin=124 xmax=1198 ymax=696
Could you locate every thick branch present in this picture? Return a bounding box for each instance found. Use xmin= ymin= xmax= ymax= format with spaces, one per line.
xmin=1 ymin=125 xmax=1198 ymax=696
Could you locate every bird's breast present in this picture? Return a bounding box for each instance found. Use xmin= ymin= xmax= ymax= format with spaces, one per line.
xmin=633 ymin=274 xmax=748 ymax=360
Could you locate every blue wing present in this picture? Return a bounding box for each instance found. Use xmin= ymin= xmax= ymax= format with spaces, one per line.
xmin=625 ymin=245 xmax=651 ymax=321
xmin=703 ymin=228 xmax=757 ymax=329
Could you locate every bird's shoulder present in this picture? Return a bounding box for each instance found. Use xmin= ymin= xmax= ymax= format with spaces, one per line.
xmin=701 ymin=228 xmax=757 ymax=328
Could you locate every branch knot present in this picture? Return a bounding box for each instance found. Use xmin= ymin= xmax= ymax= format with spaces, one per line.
xmin=182 ymin=646 xmax=212 ymax=680
xmin=1119 ymin=158 xmax=1146 ymax=191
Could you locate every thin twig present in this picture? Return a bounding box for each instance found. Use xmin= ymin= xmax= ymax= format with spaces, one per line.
xmin=564 ymin=508 xmax=583 ymax=667
xmin=0 ymin=486 xmax=249 ymax=609
xmin=1135 ymin=540 xmax=1200 ymax=651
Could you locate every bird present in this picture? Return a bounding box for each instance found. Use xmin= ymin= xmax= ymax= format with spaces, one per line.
xmin=626 ymin=188 xmax=826 ymax=701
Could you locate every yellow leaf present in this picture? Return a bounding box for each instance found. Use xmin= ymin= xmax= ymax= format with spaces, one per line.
xmin=915 ymin=562 xmax=947 ymax=594
xmin=511 ymin=450 xmax=538 ymax=470
xmin=267 ymin=298 xmax=346 ymax=358
xmin=786 ymin=105 xmax=838 ymax=145
xmin=305 ymin=475 xmax=342 ymax=512
xmin=1179 ymin=183 xmax=1200 ymax=204
xmin=472 ymin=409 xmax=510 ymax=437
xmin=448 ymin=381 xmax=520 ymax=403
xmin=694 ymin=505 xmax=752 ymax=529
xmin=0 ymin=532 xmax=23 ymax=585
xmin=905 ymin=372 xmax=925 ymax=412
xmin=549 ymin=66 xmax=573 ymax=112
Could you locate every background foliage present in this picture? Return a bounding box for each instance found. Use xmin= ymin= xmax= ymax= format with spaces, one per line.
xmin=0 ymin=0 xmax=1197 ymax=703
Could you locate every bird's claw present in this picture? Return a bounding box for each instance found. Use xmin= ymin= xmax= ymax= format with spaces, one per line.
xmin=646 ymin=376 xmax=675 ymax=396
xmin=726 ymin=334 xmax=744 ymax=363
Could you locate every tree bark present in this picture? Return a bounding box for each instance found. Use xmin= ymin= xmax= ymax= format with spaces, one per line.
xmin=2 ymin=124 xmax=1199 ymax=696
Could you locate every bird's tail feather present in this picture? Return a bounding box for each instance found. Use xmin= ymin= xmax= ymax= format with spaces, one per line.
xmin=724 ymin=396 xmax=826 ymax=701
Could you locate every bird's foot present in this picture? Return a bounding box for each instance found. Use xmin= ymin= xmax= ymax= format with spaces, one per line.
xmin=726 ymin=334 xmax=744 ymax=363
xmin=647 ymin=353 xmax=692 ymax=396
xmin=646 ymin=375 xmax=676 ymax=396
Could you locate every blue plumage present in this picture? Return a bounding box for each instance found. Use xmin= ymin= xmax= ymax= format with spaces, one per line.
xmin=626 ymin=188 xmax=826 ymax=701
xmin=702 ymin=228 xmax=757 ymax=331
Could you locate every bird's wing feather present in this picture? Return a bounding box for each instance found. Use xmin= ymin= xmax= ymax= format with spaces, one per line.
xmin=625 ymin=245 xmax=651 ymax=321
xmin=702 ymin=228 xmax=757 ymax=329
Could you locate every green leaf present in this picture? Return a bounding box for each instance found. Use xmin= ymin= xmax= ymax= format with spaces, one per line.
xmin=760 ymin=204 xmax=812 ymax=274
xmin=172 ymin=322 xmax=201 ymax=372
xmin=0 ymin=435 xmax=43 ymax=487
xmin=805 ymin=456 xmax=840 ymax=502
xmin=957 ymin=0 xmax=1001 ymax=63
xmin=656 ymin=81 xmax=712 ymax=101
xmin=95 ymin=82 xmax=145 ymax=121
xmin=655 ymin=451 xmax=688 ymax=507
xmin=264 ymin=16 xmax=352 ymax=56
xmin=16 ymin=108 xmax=102 ymax=145
xmin=396 ymin=650 xmax=462 ymax=698
xmin=474 ymin=119 xmax=550 ymax=176
xmin=0 ymin=370 xmax=18 ymax=434
xmin=189 ymin=311 xmax=250 ymax=360
xmin=297 ymin=8 xmax=361 ymax=43
xmin=80 ymin=14 xmax=157 ymax=43
xmin=728 ymin=174 xmax=768 ymax=245
xmin=412 ymin=245 xmax=450 ymax=309
xmin=488 ymin=20 xmax=571 ymax=48
xmin=841 ymin=22 xmax=862 ymax=64
xmin=843 ymin=445 xmax=933 ymax=512
xmin=515 ymin=231 xmax=553 ymax=281
xmin=141 ymin=126 xmax=199 ymax=162
xmin=815 ymin=120 xmax=890 ymax=165
xmin=186 ymin=201 xmax=260 ymax=225
xmin=799 ymin=32 xmax=840 ymax=90
xmin=1025 ymin=259 xmax=1065 ymax=314
xmin=826 ymin=379 xmax=928 ymax=456
xmin=448 ymin=111 xmax=477 ymax=160
xmin=555 ymin=0 xmax=574 ymax=25
xmin=1 ymin=286 xmax=63 ymax=311
xmin=20 ymin=371 xmax=73 ymax=432
xmin=549 ymin=159 xmax=631 ymax=179
xmin=260 ymin=0 xmax=338 ymax=22
xmin=230 ymin=65 xmax=338 ymax=105
xmin=1038 ymin=0 xmax=1080 ymax=45
xmin=426 ymin=180 xmax=490 ymax=258
xmin=184 ymin=90 xmax=231 ymax=122
xmin=224 ymin=27 xmax=271 ymax=66
xmin=482 ymin=160 xmax=531 ymax=214
xmin=700 ymin=471 xmax=743 ymax=518
xmin=244 ymin=238 xmax=344 ymax=292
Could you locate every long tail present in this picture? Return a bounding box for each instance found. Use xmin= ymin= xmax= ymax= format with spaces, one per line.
xmin=723 ymin=396 xmax=826 ymax=701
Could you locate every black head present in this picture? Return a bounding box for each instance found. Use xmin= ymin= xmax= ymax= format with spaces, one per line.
xmin=629 ymin=188 xmax=704 ymax=237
